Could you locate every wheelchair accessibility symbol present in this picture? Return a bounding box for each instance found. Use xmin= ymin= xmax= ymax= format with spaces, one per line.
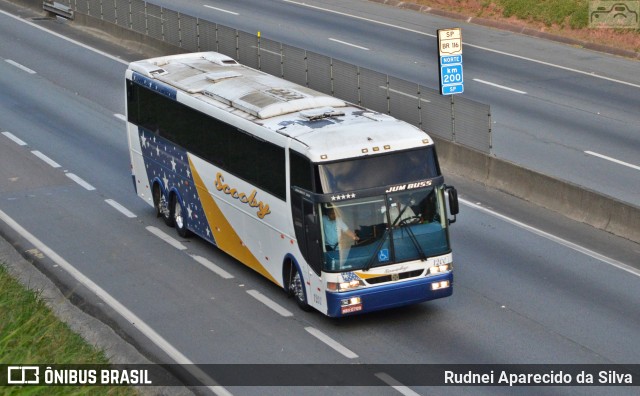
xmin=378 ymin=249 xmax=390 ymax=262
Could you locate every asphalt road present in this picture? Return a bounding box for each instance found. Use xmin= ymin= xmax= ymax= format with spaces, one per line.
xmin=144 ymin=0 xmax=640 ymax=207
xmin=0 ymin=3 xmax=639 ymax=396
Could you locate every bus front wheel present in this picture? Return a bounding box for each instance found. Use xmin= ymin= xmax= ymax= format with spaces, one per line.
xmin=290 ymin=265 xmax=311 ymax=311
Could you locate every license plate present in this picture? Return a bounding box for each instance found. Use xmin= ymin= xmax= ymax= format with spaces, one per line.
xmin=341 ymin=304 xmax=363 ymax=314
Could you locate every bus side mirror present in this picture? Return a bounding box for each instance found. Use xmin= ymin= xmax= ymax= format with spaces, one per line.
xmin=445 ymin=186 xmax=459 ymax=224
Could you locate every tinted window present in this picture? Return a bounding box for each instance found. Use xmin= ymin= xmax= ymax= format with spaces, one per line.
xmin=128 ymin=81 xmax=286 ymax=200
xmin=289 ymin=150 xmax=313 ymax=191
xmin=316 ymin=147 xmax=440 ymax=193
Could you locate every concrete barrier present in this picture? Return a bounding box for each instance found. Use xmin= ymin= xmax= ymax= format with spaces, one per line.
xmin=435 ymin=137 xmax=640 ymax=244
xmin=9 ymin=0 xmax=640 ymax=244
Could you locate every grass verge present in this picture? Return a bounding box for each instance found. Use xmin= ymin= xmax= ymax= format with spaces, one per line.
xmin=408 ymin=0 xmax=640 ymax=53
xmin=0 ymin=263 xmax=136 ymax=395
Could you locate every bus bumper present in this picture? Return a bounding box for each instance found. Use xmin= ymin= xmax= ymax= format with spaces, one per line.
xmin=325 ymin=273 xmax=453 ymax=317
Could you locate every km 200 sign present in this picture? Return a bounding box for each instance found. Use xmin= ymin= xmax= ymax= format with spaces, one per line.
xmin=437 ymin=28 xmax=463 ymax=95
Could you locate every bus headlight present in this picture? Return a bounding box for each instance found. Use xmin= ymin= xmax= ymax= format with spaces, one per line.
xmin=341 ymin=297 xmax=362 ymax=306
xmin=327 ymin=279 xmax=364 ymax=292
xmin=429 ymin=263 xmax=451 ymax=274
xmin=431 ymin=280 xmax=450 ymax=290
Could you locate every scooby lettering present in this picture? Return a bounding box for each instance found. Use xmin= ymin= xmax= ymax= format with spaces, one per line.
xmin=215 ymin=173 xmax=271 ymax=218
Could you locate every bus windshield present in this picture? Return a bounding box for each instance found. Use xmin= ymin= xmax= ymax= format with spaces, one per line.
xmin=316 ymin=147 xmax=439 ymax=193
xmin=319 ymin=186 xmax=449 ymax=272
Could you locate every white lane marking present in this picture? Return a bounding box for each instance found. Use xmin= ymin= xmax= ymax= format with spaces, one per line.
xmin=283 ymin=0 xmax=432 ymax=35
xmin=585 ymin=151 xmax=640 ymax=172
xmin=375 ymin=372 xmax=420 ymax=396
xmin=381 ymin=86 xmax=431 ymax=103
xmin=66 ymin=173 xmax=96 ymax=191
xmin=31 ymin=150 xmax=61 ymax=168
xmin=2 ymin=131 xmax=27 ymax=146
xmin=114 ymin=113 xmax=126 ymax=122
xmin=5 ymin=59 xmax=36 ymax=74
xmin=282 ymin=0 xmax=640 ymax=89
xmin=190 ymin=254 xmax=234 ymax=279
xmin=247 ymin=290 xmax=293 ymax=317
xmin=304 ymin=327 xmax=359 ymax=359
xmin=250 ymin=46 xmax=281 ymax=57
xmin=473 ymin=78 xmax=527 ymax=94
xmin=329 ymin=38 xmax=369 ymax=51
xmin=0 ymin=9 xmax=128 ymax=65
xmin=105 ymin=199 xmax=137 ymax=218
xmin=0 ymin=209 xmax=232 ymax=396
xmin=203 ymin=5 xmax=239 ymax=15
xmin=146 ymin=226 xmax=187 ymax=250
xmin=461 ymin=198 xmax=640 ymax=277
xmin=468 ymin=44 xmax=640 ymax=89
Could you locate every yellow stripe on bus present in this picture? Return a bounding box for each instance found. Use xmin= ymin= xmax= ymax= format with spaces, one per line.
xmin=189 ymin=156 xmax=280 ymax=286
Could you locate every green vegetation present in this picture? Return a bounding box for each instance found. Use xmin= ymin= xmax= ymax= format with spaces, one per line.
xmin=0 ymin=264 xmax=136 ymax=395
xmin=497 ymin=0 xmax=589 ymax=29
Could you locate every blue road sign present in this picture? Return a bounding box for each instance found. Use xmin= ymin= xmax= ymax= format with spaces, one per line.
xmin=441 ymin=84 xmax=464 ymax=95
xmin=440 ymin=61 xmax=464 ymax=95
xmin=440 ymin=55 xmax=463 ymax=66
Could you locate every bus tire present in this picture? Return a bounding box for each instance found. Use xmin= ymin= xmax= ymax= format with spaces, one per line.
xmin=163 ymin=192 xmax=175 ymax=227
xmin=153 ymin=184 xmax=174 ymax=227
xmin=173 ymin=196 xmax=191 ymax=238
xmin=290 ymin=265 xmax=311 ymax=311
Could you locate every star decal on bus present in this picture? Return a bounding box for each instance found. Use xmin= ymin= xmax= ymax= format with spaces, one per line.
xmin=331 ymin=193 xmax=356 ymax=201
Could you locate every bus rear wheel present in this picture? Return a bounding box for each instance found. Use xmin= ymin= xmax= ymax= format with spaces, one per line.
xmin=173 ymin=197 xmax=191 ymax=238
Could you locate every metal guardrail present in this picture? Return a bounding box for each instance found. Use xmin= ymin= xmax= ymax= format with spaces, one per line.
xmin=43 ymin=1 xmax=73 ymax=19
xmin=51 ymin=0 xmax=492 ymax=153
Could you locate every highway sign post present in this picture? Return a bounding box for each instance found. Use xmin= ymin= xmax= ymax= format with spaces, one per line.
xmin=437 ymin=28 xmax=463 ymax=95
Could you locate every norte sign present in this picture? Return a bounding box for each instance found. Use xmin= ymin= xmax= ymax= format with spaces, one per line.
xmin=437 ymin=28 xmax=463 ymax=95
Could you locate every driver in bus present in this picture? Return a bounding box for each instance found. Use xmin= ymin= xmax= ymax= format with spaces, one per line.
xmin=386 ymin=197 xmax=418 ymax=226
xmin=322 ymin=206 xmax=359 ymax=250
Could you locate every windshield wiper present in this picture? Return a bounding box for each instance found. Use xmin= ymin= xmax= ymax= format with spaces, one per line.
xmin=362 ymin=229 xmax=389 ymax=271
xmin=398 ymin=221 xmax=427 ymax=261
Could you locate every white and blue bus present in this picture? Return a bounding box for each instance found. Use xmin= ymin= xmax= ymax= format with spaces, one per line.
xmin=126 ymin=52 xmax=459 ymax=317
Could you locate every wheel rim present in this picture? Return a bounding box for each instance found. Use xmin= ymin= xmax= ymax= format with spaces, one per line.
xmin=158 ymin=193 xmax=170 ymax=219
xmin=154 ymin=187 xmax=163 ymax=215
xmin=292 ymin=270 xmax=304 ymax=302
xmin=174 ymin=200 xmax=184 ymax=229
